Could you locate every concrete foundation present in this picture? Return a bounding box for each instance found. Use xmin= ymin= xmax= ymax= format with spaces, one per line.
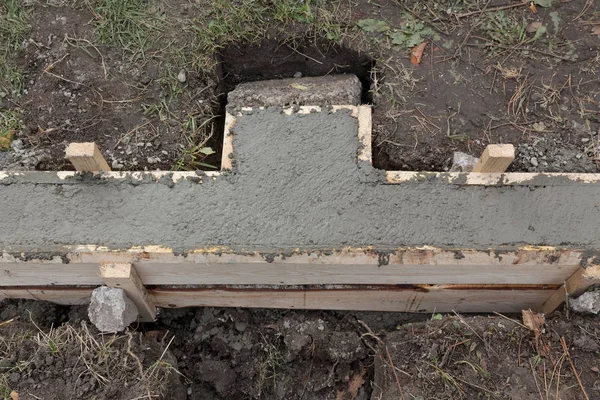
xmin=0 ymin=107 xmax=599 ymax=252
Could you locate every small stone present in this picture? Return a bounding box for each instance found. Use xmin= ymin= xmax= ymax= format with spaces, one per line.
xmin=137 ymin=142 xmax=145 ymax=147
xmin=177 ymin=69 xmax=187 ymax=83
xmin=88 ymin=286 xmax=139 ymax=332
xmin=581 ymin=138 xmax=590 ymax=143
xmin=111 ymin=160 xmax=124 ymax=169
xmin=450 ymin=151 xmax=478 ymax=172
xmin=235 ymin=322 xmax=248 ymax=332
xmin=9 ymin=372 xmax=20 ymax=383
xmin=530 ymin=157 xmax=539 ymax=167
xmin=570 ymin=291 xmax=600 ymax=314
xmin=230 ymin=342 xmax=243 ymax=351
xmin=293 ymin=71 xmax=302 ymax=78
xmin=10 ymin=139 xmax=23 ymax=150
xmin=576 ymin=153 xmax=583 ymax=159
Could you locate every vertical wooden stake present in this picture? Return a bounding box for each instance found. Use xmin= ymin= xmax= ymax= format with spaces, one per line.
xmin=100 ymin=263 xmax=157 ymax=322
xmin=541 ymin=265 xmax=600 ymax=314
xmin=65 ymin=142 xmax=111 ymax=172
xmin=472 ymin=144 xmax=515 ymax=173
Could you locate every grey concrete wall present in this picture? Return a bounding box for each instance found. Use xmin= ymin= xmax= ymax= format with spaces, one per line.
xmin=1 ymin=108 xmax=599 ymax=253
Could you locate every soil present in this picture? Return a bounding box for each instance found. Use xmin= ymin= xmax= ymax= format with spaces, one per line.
xmin=1 ymin=0 xmax=598 ymax=172
xmin=2 ymin=299 xmax=599 ymax=399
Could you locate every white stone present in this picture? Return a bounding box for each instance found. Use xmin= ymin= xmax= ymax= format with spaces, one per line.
xmin=88 ymin=286 xmax=139 ymax=332
xmin=450 ymin=152 xmax=478 ymax=172
xmin=570 ymin=291 xmax=600 ymax=314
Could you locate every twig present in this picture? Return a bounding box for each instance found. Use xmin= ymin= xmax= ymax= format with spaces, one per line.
xmin=385 ymin=346 xmax=406 ymax=400
xmin=286 ymin=45 xmax=323 ymax=64
xmin=434 ymin=1 xmax=529 ymax=21
xmin=466 ymin=41 xmax=572 ymax=62
xmin=573 ymin=0 xmax=593 ymax=21
xmin=493 ymin=311 xmax=528 ymax=329
xmin=560 ymin=337 xmax=589 ymax=400
xmin=529 ymin=358 xmax=544 ymax=400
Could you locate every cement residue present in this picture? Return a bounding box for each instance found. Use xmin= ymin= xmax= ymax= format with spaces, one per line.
xmin=1 ymin=108 xmax=600 ymax=251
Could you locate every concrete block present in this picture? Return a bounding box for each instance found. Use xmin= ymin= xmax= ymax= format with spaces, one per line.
xmin=570 ymin=290 xmax=600 ymax=314
xmin=227 ymin=74 xmax=362 ymax=108
xmin=88 ymin=286 xmax=139 ymax=332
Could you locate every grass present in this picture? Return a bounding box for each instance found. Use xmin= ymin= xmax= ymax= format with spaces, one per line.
xmin=86 ymin=0 xmax=166 ymax=63
xmin=0 ymin=314 xmax=178 ymax=399
xmin=254 ymin=334 xmax=286 ymax=396
xmin=0 ymin=0 xmax=31 ymax=96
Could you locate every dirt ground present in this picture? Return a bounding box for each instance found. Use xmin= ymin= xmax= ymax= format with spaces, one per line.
xmin=0 ymin=0 xmax=598 ymax=172
xmin=1 ymin=299 xmax=599 ymax=400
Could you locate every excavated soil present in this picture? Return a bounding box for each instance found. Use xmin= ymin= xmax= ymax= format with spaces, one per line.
xmin=1 ymin=299 xmax=599 ymax=399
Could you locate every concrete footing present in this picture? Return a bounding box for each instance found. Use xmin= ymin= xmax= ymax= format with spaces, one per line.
xmin=1 ymin=78 xmax=600 ymax=314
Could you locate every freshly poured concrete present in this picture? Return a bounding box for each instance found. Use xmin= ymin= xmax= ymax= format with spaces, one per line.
xmin=1 ymin=107 xmax=600 ymax=253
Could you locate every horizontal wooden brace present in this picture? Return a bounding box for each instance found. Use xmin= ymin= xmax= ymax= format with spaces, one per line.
xmin=0 ymin=285 xmax=556 ymax=313
xmin=0 ymin=247 xmax=583 ymax=287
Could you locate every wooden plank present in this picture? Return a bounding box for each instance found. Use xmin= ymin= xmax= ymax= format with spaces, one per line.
xmin=541 ymin=265 xmax=600 ymax=314
xmin=472 ymin=144 xmax=515 ymax=173
xmin=357 ymin=105 xmax=372 ymax=163
xmin=0 ymin=246 xmax=582 ymax=286
xmin=65 ymin=142 xmax=111 ymax=172
xmin=0 ymin=288 xmax=92 ymax=305
xmin=0 ymin=286 xmax=554 ymax=313
xmin=386 ymin=171 xmax=600 ymax=186
xmin=220 ymin=112 xmax=236 ymax=171
xmin=0 ymin=261 xmax=580 ymax=287
xmin=100 ymin=263 xmax=157 ymax=322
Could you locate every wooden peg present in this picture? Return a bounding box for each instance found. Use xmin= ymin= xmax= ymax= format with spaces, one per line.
xmin=100 ymin=263 xmax=157 ymax=322
xmin=66 ymin=142 xmax=111 ymax=172
xmin=472 ymin=144 xmax=515 ymax=173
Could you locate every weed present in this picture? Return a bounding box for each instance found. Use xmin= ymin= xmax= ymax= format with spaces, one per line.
xmin=254 ymin=334 xmax=286 ymax=396
xmin=0 ymin=0 xmax=31 ymax=95
xmin=173 ymin=114 xmax=218 ymax=170
xmin=0 ymin=109 xmax=21 ymax=150
xmin=483 ymin=11 xmax=527 ymax=46
xmin=358 ymin=14 xmax=437 ymax=48
xmin=389 ymin=17 xmax=436 ymax=48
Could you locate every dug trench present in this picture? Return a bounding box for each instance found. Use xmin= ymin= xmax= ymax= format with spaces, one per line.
xmin=1 ymin=299 xmax=599 ymax=399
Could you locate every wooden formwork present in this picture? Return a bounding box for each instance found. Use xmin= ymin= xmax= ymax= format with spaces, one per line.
xmin=1 ymin=105 xmax=600 ymax=316
xmin=1 ymin=246 xmax=599 ymax=315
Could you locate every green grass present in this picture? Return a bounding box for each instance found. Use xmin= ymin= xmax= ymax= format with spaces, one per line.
xmin=86 ymin=0 xmax=166 ymax=62
xmin=483 ymin=11 xmax=528 ymax=46
xmin=0 ymin=0 xmax=31 ymax=96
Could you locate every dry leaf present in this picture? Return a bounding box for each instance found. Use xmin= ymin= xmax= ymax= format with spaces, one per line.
xmin=290 ymin=83 xmax=308 ymax=90
xmin=522 ymin=309 xmax=545 ymax=346
xmin=592 ymin=26 xmax=600 ymax=36
xmin=529 ymin=2 xmax=538 ymax=14
xmin=527 ymin=21 xmax=543 ymax=33
xmin=10 ymin=391 xmax=19 ymax=400
xmin=336 ymin=369 xmax=366 ymax=400
xmin=410 ymin=41 xmax=428 ymax=66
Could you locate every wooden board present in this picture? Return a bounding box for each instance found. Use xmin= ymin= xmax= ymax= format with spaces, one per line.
xmin=0 ymin=285 xmax=555 ymax=313
xmin=0 ymin=248 xmax=582 ymax=286
xmin=541 ymin=265 xmax=600 ymax=314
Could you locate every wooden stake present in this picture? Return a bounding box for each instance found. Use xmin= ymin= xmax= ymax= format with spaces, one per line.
xmin=65 ymin=142 xmax=111 ymax=172
xmin=99 ymin=263 xmax=156 ymax=322
xmin=541 ymin=265 xmax=600 ymax=314
xmin=472 ymin=144 xmax=515 ymax=173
